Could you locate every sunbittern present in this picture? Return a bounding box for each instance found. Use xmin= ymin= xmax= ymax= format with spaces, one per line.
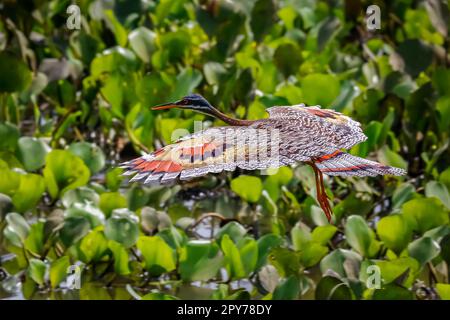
xmin=119 ymin=94 xmax=406 ymax=222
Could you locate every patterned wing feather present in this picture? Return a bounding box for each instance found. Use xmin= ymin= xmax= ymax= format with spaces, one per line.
xmin=119 ymin=127 xmax=290 ymax=185
xmin=265 ymin=104 xmax=367 ymax=149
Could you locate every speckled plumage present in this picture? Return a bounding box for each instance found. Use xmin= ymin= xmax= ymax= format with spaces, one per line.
xmin=119 ymin=103 xmax=406 ymax=185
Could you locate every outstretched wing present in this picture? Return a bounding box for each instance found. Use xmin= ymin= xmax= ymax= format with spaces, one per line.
xmin=119 ymin=127 xmax=292 ymax=185
xmin=265 ymin=104 xmax=367 ymax=149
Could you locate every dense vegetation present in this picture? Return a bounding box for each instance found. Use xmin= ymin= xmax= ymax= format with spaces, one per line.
xmin=0 ymin=0 xmax=450 ymax=300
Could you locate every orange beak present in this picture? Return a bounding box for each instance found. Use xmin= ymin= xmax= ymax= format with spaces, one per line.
xmin=151 ymin=102 xmax=180 ymax=110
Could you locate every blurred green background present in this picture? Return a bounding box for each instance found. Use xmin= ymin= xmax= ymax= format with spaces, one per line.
xmin=0 ymin=0 xmax=449 ymax=300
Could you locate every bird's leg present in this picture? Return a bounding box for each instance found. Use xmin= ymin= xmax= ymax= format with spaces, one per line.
xmin=307 ymin=162 xmax=333 ymax=222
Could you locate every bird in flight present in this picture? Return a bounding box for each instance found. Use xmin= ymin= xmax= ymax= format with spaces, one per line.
xmin=119 ymin=94 xmax=406 ymax=222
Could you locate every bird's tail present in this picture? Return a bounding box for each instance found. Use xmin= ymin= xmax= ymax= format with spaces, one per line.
xmin=314 ymin=150 xmax=406 ymax=177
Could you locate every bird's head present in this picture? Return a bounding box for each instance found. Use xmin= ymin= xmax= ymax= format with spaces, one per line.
xmin=151 ymin=94 xmax=214 ymax=115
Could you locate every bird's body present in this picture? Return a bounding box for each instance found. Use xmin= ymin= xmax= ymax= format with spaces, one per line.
xmin=119 ymin=94 xmax=406 ymax=222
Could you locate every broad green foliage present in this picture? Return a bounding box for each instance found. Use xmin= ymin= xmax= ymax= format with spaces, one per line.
xmin=0 ymin=0 xmax=450 ymax=300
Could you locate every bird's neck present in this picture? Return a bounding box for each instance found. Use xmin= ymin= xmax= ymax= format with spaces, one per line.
xmin=208 ymin=107 xmax=255 ymax=126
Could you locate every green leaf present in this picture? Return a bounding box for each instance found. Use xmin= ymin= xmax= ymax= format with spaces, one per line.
xmin=251 ymin=0 xmax=276 ymax=42
xmin=256 ymin=234 xmax=284 ymax=270
xmin=12 ymin=173 xmax=46 ymax=213
xmin=272 ymin=275 xmax=300 ymax=300
xmin=104 ymin=208 xmax=139 ymax=248
xmin=141 ymin=292 xmax=178 ymax=300
xmin=99 ymin=192 xmax=127 ymax=218
xmin=311 ymin=225 xmax=337 ymax=246
xmin=397 ymin=39 xmax=433 ymax=77
xmin=345 ymin=215 xmax=379 ymax=257
xmin=24 ymin=222 xmax=45 ymax=256
xmin=59 ymin=216 xmax=91 ymax=247
xmin=320 ymin=249 xmax=362 ymax=279
xmin=179 ymin=240 xmax=223 ymax=281
xmin=301 ymin=74 xmax=340 ymax=106
xmin=372 ymin=283 xmax=413 ymax=300
xmin=62 ymin=187 xmax=100 ymax=208
xmin=268 ymin=247 xmax=301 ymax=277
xmin=230 ymin=175 xmax=263 ymax=203
xmin=4 ymin=212 xmax=30 ymax=247
xmin=0 ymin=123 xmax=20 ymax=152
xmin=65 ymin=203 xmax=104 ymax=228
xmin=376 ymin=214 xmax=412 ymax=254
xmin=375 ymin=257 xmax=419 ymax=287
xmin=377 ymin=145 xmax=408 ymax=170
xmin=78 ymin=229 xmax=109 ymax=263
xmin=315 ymin=276 xmax=353 ymax=300
xmin=0 ymin=53 xmax=32 ymax=92
xmin=221 ymin=234 xmax=245 ymax=279
xmin=43 ymin=150 xmax=90 ymax=199
xmin=108 ymin=240 xmax=131 ymax=275
xmin=407 ymin=236 xmax=440 ymax=266
xmin=436 ymin=283 xmax=450 ymax=300
xmin=28 ymin=259 xmax=47 ymax=286
xmin=16 ymin=137 xmax=50 ymax=171
xmin=50 ymin=256 xmax=70 ymax=288
xmin=216 ymin=221 xmax=247 ymax=245
xmin=136 ymin=236 xmax=176 ymax=275
xmin=68 ymin=142 xmax=105 ymax=174
xmin=402 ymin=198 xmax=449 ymax=234
xmin=128 ymin=27 xmax=156 ymax=63
xmin=425 ymin=181 xmax=450 ymax=209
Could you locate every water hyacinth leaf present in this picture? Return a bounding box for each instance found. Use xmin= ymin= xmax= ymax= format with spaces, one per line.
xmin=268 ymin=247 xmax=301 ymax=277
xmin=311 ymin=225 xmax=337 ymax=246
xmin=137 ymin=236 xmax=176 ymax=275
xmin=59 ymin=216 xmax=91 ymax=247
xmin=320 ymin=249 xmax=362 ymax=279
xmin=301 ymin=74 xmax=340 ymax=106
xmin=68 ymin=142 xmax=106 ymax=174
xmin=62 ymin=187 xmax=100 ymax=208
xmin=104 ymin=209 xmax=139 ymax=248
xmin=0 ymin=123 xmax=20 ymax=152
xmin=43 ymin=150 xmax=90 ymax=199
xmin=78 ymin=229 xmax=109 ymax=263
xmin=99 ymin=192 xmax=127 ymax=217
xmin=407 ymin=236 xmax=440 ymax=266
xmin=256 ymin=234 xmax=284 ymax=270
xmin=141 ymin=292 xmax=178 ymax=300
xmin=128 ymin=27 xmax=156 ymax=63
xmin=425 ymin=181 xmax=450 ymax=209
xmin=251 ymin=0 xmax=276 ymax=42
xmin=230 ymin=175 xmax=263 ymax=203
xmin=345 ymin=215 xmax=379 ymax=257
xmin=50 ymin=256 xmax=70 ymax=288
xmin=299 ymin=243 xmax=328 ymax=268
xmin=16 ymin=137 xmax=50 ymax=171
xmin=402 ymin=198 xmax=449 ymax=234
xmin=0 ymin=52 xmax=32 ymax=92
xmin=221 ymin=234 xmax=245 ymax=279
xmin=272 ymin=275 xmax=300 ymax=300
xmin=179 ymin=240 xmax=223 ymax=281
xmin=28 ymin=258 xmax=47 ymax=286
xmin=238 ymin=237 xmax=258 ymax=275
xmin=397 ymin=39 xmax=433 ymax=77
xmin=315 ymin=276 xmax=353 ymax=300
xmin=372 ymin=283 xmax=414 ymax=300
xmin=392 ymin=183 xmax=415 ymax=210
xmin=216 ymin=221 xmax=247 ymax=245
xmin=4 ymin=212 xmax=30 ymax=247
xmin=108 ymin=240 xmax=131 ymax=275
xmin=24 ymin=222 xmax=45 ymax=256
xmin=0 ymin=162 xmax=21 ymax=196
xmin=375 ymin=257 xmax=419 ymax=287
xmin=65 ymin=203 xmax=104 ymax=228
xmin=436 ymin=283 xmax=450 ymax=300
xmin=376 ymin=214 xmax=412 ymax=254
xmin=12 ymin=173 xmax=46 ymax=213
